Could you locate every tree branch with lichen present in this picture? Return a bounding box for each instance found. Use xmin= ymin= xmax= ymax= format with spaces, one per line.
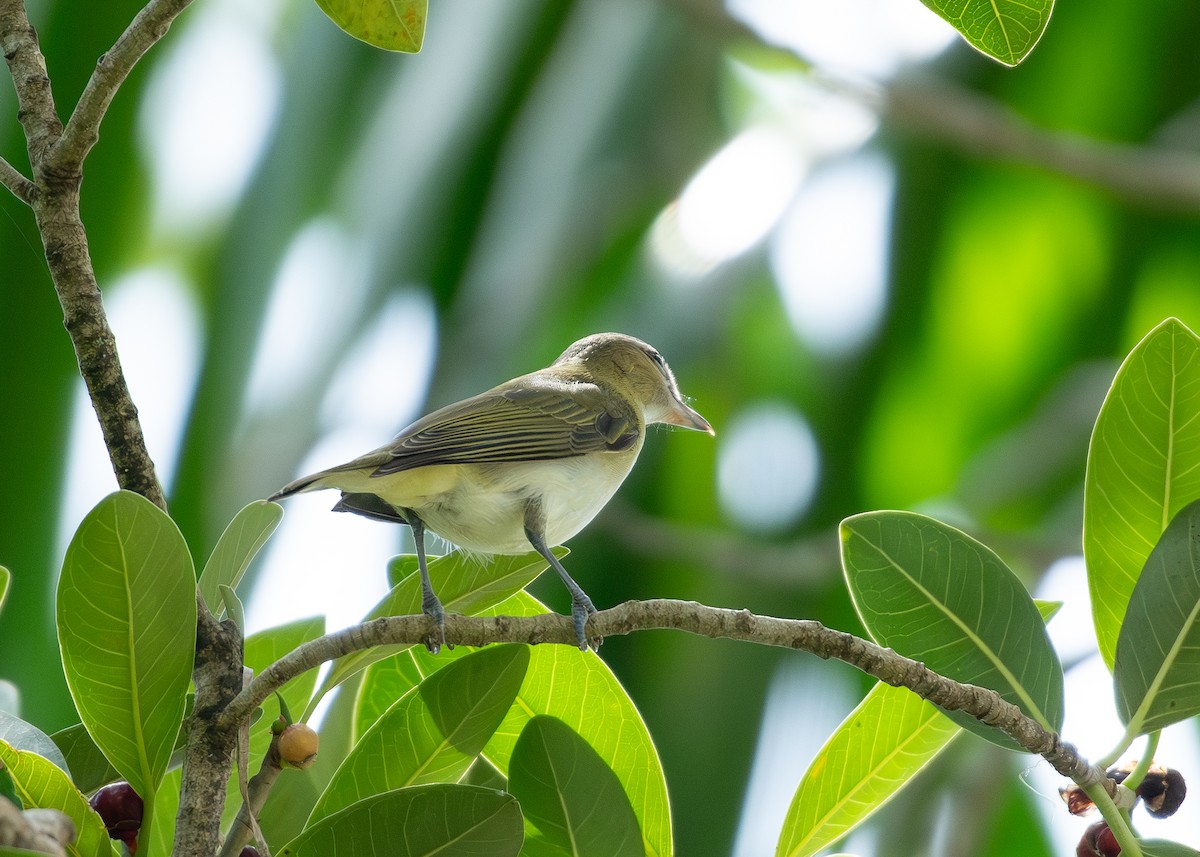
xmin=218 ymin=599 xmax=1110 ymax=791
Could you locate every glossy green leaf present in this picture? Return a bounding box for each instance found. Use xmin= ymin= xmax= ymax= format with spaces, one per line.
xmin=57 ymin=491 xmax=197 ymax=802
xmin=1114 ymin=498 xmax=1200 ymax=734
xmin=280 ymin=785 xmax=522 ymax=856
xmin=509 ymin=716 xmax=643 ymax=857
xmin=310 ymin=644 xmax=529 ymax=825
xmin=483 ymin=594 xmax=670 ymax=857
xmin=0 ymin=566 xmax=9 ymax=617
xmin=1085 ymin=319 xmax=1200 ymax=669
xmin=50 ymin=725 xmax=119 ymax=795
xmin=198 ymin=500 xmax=283 ymax=616
xmin=775 ymin=682 xmax=960 ymax=857
xmin=0 ymin=712 xmax=68 ymax=776
xmin=1142 ymin=841 xmax=1200 ymax=857
xmin=0 ymin=740 xmax=114 ymax=857
xmin=355 ymin=591 xmax=672 ymax=857
xmin=841 ymin=511 xmax=1064 ymax=749
xmin=311 ymin=548 xmax=563 ymax=713
xmin=918 ymin=0 xmax=1053 ymax=65
xmin=314 ymin=0 xmax=427 ymax=52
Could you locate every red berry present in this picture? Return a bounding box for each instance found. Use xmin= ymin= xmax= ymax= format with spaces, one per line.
xmin=1077 ymin=821 xmax=1120 ymax=857
xmin=89 ymin=781 xmax=143 ymax=837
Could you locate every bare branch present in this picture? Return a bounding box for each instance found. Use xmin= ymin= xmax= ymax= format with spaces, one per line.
xmin=54 ymin=0 xmax=196 ymax=170
xmin=0 ymin=0 xmax=62 ymax=165
xmin=1 ymin=0 xmax=167 ymax=508
xmin=0 ymin=154 xmax=34 ymax=203
xmin=219 ymin=599 xmax=1106 ymax=789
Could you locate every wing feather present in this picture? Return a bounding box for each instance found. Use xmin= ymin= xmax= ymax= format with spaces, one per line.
xmin=369 ymin=375 xmax=638 ymax=476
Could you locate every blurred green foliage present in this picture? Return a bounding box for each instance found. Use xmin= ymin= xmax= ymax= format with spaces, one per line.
xmin=4 ymin=0 xmax=1200 ymax=853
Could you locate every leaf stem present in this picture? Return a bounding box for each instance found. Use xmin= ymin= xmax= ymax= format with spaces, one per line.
xmin=1085 ymin=780 xmax=1142 ymax=857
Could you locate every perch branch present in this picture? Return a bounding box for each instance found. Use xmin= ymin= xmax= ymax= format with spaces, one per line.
xmin=220 ymin=599 xmax=1107 ymax=790
xmin=0 ymin=154 xmax=34 ymax=202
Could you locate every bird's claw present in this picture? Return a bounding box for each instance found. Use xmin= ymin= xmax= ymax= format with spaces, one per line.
xmin=571 ymin=595 xmax=601 ymax=652
xmin=422 ymin=596 xmax=449 ymax=654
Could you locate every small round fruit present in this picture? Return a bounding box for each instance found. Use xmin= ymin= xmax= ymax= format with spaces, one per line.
xmin=278 ymin=723 xmax=319 ymax=769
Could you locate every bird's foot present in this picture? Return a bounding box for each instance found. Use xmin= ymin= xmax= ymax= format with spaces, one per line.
xmin=571 ymin=594 xmax=601 ymax=652
xmin=422 ymin=594 xmax=449 ymax=654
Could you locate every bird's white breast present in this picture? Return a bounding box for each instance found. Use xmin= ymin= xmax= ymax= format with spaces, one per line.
xmin=412 ymin=450 xmax=640 ymax=555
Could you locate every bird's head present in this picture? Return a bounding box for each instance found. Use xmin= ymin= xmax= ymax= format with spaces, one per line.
xmin=556 ymin=333 xmax=715 ymax=435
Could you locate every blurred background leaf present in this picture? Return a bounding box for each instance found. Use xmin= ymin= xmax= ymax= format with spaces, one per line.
xmin=5 ymin=0 xmax=1200 ymax=853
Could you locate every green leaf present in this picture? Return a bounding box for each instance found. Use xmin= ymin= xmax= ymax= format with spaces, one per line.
xmin=50 ymin=725 xmax=120 ymax=795
xmin=56 ymin=490 xmax=197 ymax=802
xmin=198 ymin=499 xmax=283 ymax=616
xmin=0 ymin=712 xmax=69 ymax=776
xmin=482 ymin=594 xmax=671 ymax=857
xmin=1084 ymin=319 xmax=1200 ymax=669
xmin=509 ymin=716 xmax=643 ymax=857
xmin=775 ymin=682 xmax=960 ymax=857
xmin=355 ymin=591 xmax=672 ymax=857
xmin=311 ymin=548 xmax=564 ymax=712
xmin=918 ymin=0 xmax=1053 ymax=66
xmin=0 ymin=740 xmax=115 ymax=857
xmin=0 ymin=765 xmax=21 ymax=809
xmin=309 ymin=645 xmax=529 ymax=825
xmin=1142 ymin=842 xmax=1200 ymax=857
xmin=1114 ymin=498 xmax=1200 ymax=734
xmin=280 ymin=785 xmax=522 ymax=856
xmin=841 ymin=510 xmax=1064 ymax=749
xmin=0 ymin=566 xmax=9 ymax=617
xmin=314 ymin=0 xmax=427 ymax=52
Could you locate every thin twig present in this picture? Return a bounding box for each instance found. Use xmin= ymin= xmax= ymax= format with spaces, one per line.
xmin=0 ymin=155 xmax=34 ymax=203
xmin=54 ymin=0 xmax=196 ymax=170
xmin=218 ymin=599 xmax=1107 ymax=789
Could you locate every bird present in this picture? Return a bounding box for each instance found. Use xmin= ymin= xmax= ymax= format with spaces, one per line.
xmin=268 ymin=332 xmax=714 ymax=652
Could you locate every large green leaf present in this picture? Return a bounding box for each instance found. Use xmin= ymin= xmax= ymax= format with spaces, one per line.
xmin=197 ymin=500 xmax=283 ymax=616
xmin=775 ymin=682 xmax=960 ymax=857
xmin=56 ymin=491 xmax=197 ymax=803
xmin=0 ymin=740 xmax=114 ymax=857
xmin=918 ymin=0 xmax=1053 ymax=66
xmin=310 ymin=548 xmax=563 ymax=714
xmin=841 ymin=511 xmax=1063 ymax=749
xmin=314 ymin=0 xmax=427 ymax=52
xmin=280 ymin=785 xmax=522 ymax=856
xmin=509 ymin=716 xmax=643 ymax=857
xmin=1114 ymin=498 xmax=1200 ymax=735
xmin=309 ymin=644 xmax=529 ymax=825
xmin=50 ymin=724 xmax=119 ymax=794
xmin=0 ymin=712 xmax=68 ymax=776
xmin=1142 ymin=842 xmax=1200 ymax=857
xmin=355 ymin=591 xmax=672 ymax=857
xmin=1084 ymin=319 xmax=1200 ymax=669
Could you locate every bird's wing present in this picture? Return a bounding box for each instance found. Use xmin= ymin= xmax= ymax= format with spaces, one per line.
xmin=364 ymin=375 xmax=639 ymax=476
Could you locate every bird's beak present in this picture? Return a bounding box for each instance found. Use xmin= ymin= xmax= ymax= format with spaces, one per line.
xmin=663 ymin=398 xmax=715 ymax=435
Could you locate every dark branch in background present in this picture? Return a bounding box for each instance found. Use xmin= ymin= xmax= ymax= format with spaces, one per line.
xmin=0 ymin=0 xmax=195 ymax=511
xmin=679 ymin=0 xmax=1200 ymax=213
xmin=220 ymin=599 xmax=1109 ymax=792
xmin=881 ymin=78 xmax=1200 ymax=212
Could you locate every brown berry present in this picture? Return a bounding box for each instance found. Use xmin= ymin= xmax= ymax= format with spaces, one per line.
xmin=278 ymin=722 xmax=319 ymax=769
xmin=1077 ymin=821 xmax=1120 ymax=857
xmin=240 ymin=847 xmax=261 ymax=857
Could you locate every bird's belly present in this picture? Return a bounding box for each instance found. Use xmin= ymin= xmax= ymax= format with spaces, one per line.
xmin=413 ymin=456 xmax=635 ymax=554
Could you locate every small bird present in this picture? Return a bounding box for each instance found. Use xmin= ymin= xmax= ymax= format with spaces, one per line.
xmin=269 ymin=332 xmax=714 ymax=651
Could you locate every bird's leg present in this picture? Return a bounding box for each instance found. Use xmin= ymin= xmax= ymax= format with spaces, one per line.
xmin=401 ymin=508 xmax=447 ymax=654
xmin=524 ymin=501 xmax=599 ymax=651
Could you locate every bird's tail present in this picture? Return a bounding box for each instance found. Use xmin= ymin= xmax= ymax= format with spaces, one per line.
xmin=267 ymin=473 xmax=326 ymax=502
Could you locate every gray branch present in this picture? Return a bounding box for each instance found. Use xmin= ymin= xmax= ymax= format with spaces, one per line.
xmin=220 ymin=599 xmax=1107 ymax=790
